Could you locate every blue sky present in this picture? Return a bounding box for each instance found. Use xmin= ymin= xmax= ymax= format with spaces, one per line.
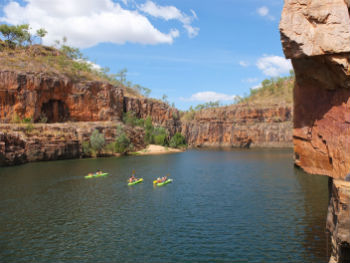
xmin=0 ymin=0 xmax=291 ymax=109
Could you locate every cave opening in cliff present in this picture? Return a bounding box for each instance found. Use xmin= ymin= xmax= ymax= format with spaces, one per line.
xmin=40 ymin=100 xmax=70 ymax=123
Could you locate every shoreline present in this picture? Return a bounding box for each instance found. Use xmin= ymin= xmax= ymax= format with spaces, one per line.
xmin=133 ymin=144 xmax=185 ymax=156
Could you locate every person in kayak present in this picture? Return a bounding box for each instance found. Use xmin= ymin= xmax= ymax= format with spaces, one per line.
xmin=129 ymin=175 xmax=136 ymax=183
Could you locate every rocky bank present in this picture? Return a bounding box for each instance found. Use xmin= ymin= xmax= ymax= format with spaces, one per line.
xmin=280 ymin=0 xmax=350 ymax=262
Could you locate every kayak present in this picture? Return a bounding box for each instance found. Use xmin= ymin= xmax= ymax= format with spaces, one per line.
xmin=155 ymin=178 xmax=173 ymax=186
xmin=85 ymin=173 xmax=109 ymax=179
xmin=128 ymin=178 xmax=144 ymax=186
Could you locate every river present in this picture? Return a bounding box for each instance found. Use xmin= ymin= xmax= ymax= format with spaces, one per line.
xmin=0 ymin=149 xmax=329 ymax=262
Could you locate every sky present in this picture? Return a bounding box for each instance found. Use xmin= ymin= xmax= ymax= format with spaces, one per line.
xmin=0 ymin=0 xmax=292 ymax=110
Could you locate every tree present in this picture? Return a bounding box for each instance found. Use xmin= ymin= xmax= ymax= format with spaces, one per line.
xmin=117 ymin=68 xmax=127 ymax=85
xmin=169 ymin=133 xmax=187 ymax=148
xmin=90 ymin=129 xmax=105 ymax=155
xmin=36 ymin=28 xmax=47 ymax=44
xmin=162 ymin=94 xmax=169 ymax=104
xmin=0 ymin=24 xmax=31 ymax=48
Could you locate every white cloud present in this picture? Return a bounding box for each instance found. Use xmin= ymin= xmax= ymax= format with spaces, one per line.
xmin=239 ymin=60 xmax=249 ymax=67
xmin=257 ymin=6 xmax=274 ymax=20
xmin=0 ymin=0 xmax=196 ymax=48
xmin=257 ymin=6 xmax=269 ymax=16
xmin=256 ymin=55 xmax=292 ymax=77
xmin=138 ymin=1 xmax=199 ymax=38
xmin=182 ymin=91 xmax=237 ymax=102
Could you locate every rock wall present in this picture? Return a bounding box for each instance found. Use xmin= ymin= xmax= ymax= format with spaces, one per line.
xmin=280 ymin=1 xmax=350 ymax=262
xmin=182 ymin=104 xmax=293 ymax=148
xmin=0 ymin=71 xmax=124 ymax=123
xmin=0 ymin=122 xmax=145 ymax=166
xmin=327 ymin=179 xmax=350 ymax=263
xmin=124 ymin=96 xmax=181 ymax=136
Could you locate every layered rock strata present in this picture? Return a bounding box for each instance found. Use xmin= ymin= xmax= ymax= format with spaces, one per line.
xmin=182 ymin=104 xmax=292 ymax=148
xmin=280 ymin=1 xmax=350 ymax=262
xmin=0 ymin=122 xmax=145 ymax=166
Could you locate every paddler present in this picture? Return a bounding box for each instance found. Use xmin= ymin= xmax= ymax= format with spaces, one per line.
xmin=129 ymin=174 xmax=136 ymax=183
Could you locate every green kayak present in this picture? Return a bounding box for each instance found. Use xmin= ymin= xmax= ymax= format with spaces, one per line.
xmin=84 ymin=173 xmax=109 ymax=179
xmin=156 ymin=178 xmax=173 ymax=186
xmin=128 ymin=178 xmax=144 ymax=186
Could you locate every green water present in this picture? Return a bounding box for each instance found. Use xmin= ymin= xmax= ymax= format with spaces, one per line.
xmin=0 ymin=149 xmax=330 ymax=262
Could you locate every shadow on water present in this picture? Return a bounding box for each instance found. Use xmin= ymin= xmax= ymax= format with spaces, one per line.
xmin=294 ymin=167 xmax=331 ymax=263
xmin=0 ymin=149 xmax=329 ymax=262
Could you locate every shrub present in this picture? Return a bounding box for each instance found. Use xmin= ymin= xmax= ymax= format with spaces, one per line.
xmin=169 ymin=132 xmax=187 ymax=148
xmin=22 ymin=117 xmax=32 ymax=123
xmin=153 ymin=127 xmax=168 ymax=146
xmin=115 ymin=133 xmax=131 ymax=153
xmin=90 ymin=129 xmax=105 ymax=155
xmin=82 ymin=141 xmax=92 ymax=156
xmin=123 ymin=111 xmax=144 ymax=127
xmin=105 ymin=142 xmax=116 ymax=154
xmin=154 ymin=134 xmax=167 ymax=146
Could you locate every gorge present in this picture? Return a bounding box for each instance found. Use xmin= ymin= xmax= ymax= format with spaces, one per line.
xmin=0 ymin=1 xmax=349 ymax=262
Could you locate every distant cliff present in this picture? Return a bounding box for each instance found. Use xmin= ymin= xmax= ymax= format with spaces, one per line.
xmin=280 ymin=0 xmax=350 ymax=262
xmin=182 ymin=104 xmax=292 ymax=148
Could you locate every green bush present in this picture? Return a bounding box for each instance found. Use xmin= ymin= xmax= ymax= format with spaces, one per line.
xmin=104 ymin=142 xmax=116 ymax=154
xmin=90 ymin=129 xmax=105 ymax=154
xmin=82 ymin=141 xmax=92 ymax=155
xmin=115 ymin=133 xmax=131 ymax=153
xmin=169 ymin=132 xmax=187 ymax=148
xmin=22 ymin=117 xmax=32 ymax=123
xmin=123 ymin=111 xmax=144 ymax=127
xmin=152 ymin=127 xmax=168 ymax=146
xmin=154 ymin=134 xmax=166 ymax=146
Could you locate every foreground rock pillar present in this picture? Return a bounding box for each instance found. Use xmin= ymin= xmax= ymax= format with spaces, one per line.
xmin=280 ymin=1 xmax=350 ymax=262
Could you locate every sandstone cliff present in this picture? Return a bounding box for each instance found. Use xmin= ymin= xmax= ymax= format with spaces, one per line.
xmin=182 ymin=104 xmax=292 ymax=148
xmin=280 ymin=1 xmax=350 ymax=262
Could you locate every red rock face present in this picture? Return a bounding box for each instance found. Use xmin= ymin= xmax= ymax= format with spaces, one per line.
xmin=280 ymin=1 xmax=350 ymax=262
xmin=182 ymin=104 xmax=293 ymax=148
xmin=292 ymin=55 xmax=350 ymax=180
xmin=0 ymin=71 xmax=124 ymax=123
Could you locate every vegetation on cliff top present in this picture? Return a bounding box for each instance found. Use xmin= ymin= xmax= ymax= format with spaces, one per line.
xmin=0 ymin=24 xmax=150 ymax=98
xmin=237 ymin=71 xmax=294 ymax=105
xmin=181 ymin=72 xmax=294 ymax=122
